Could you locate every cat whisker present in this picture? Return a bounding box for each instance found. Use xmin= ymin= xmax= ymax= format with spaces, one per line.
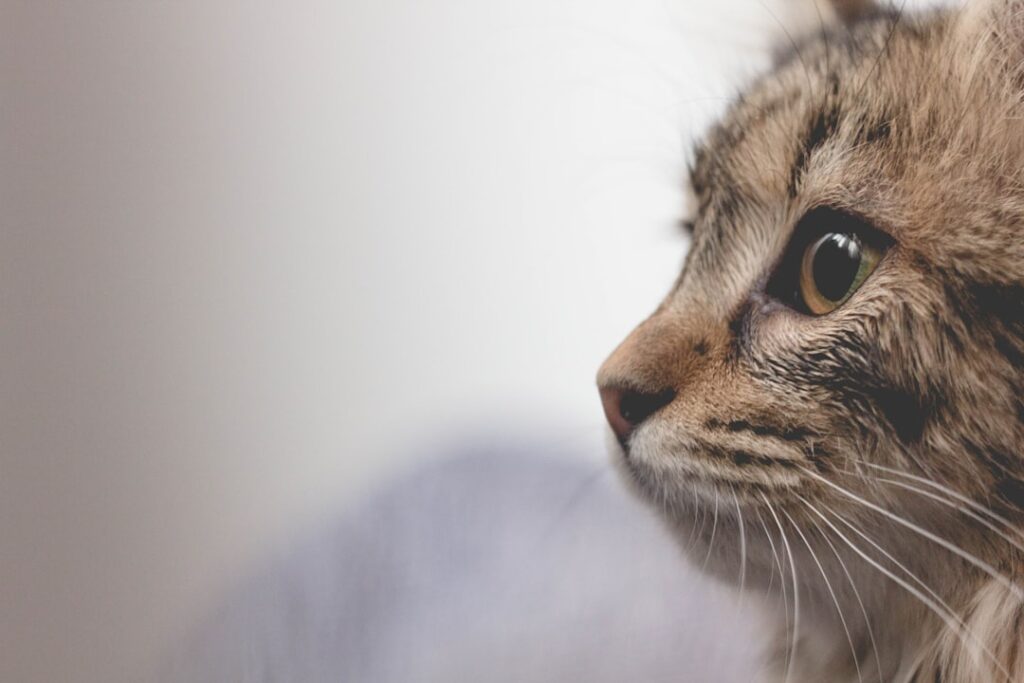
xmin=836 ymin=462 xmax=1024 ymax=554
xmin=756 ymin=506 xmax=778 ymax=601
xmin=805 ymin=507 xmax=884 ymax=683
xmin=755 ymin=0 xmax=815 ymax=96
xmin=690 ymin=482 xmax=710 ymax=555
xmin=799 ymin=466 xmax=1024 ymax=599
xmin=869 ymin=475 xmax=1024 ymax=557
xmin=820 ymin=500 xmax=963 ymax=627
xmin=798 ymin=496 xmax=1014 ymax=683
xmin=861 ymin=462 xmax=1024 ymax=544
xmin=756 ymin=507 xmax=788 ymax=646
xmin=732 ymin=486 xmax=748 ymax=609
xmin=781 ymin=506 xmax=863 ymax=683
xmin=811 ymin=0 xmax=832 ymax=79
xmin=763 ymin=495 xmax=800 ymax=683
xmin=850 ymin=0 xmax=908 ymax=105
xmin=701 ymin=488 xmax=721 ymax=572
xmin=683 ymin=481 xmax=701 ymax=553
xmin=825 ymin=500 xmax=1015 ymax=681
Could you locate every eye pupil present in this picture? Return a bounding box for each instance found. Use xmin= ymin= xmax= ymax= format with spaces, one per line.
xmin=772 ymin=207 xmax=889 ymax=316
xmin=811 ymin=233 xmax=862 ymax=302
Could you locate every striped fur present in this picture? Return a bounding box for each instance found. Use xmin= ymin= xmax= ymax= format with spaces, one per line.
xmin=598 ymin=2 xmax=1024 ymax=681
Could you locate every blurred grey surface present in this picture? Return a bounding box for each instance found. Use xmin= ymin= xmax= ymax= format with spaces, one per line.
xmin=0 ymin=2 xmax=808 ymax=678
xmin=158 ymin=444 xmax=765 ymax=682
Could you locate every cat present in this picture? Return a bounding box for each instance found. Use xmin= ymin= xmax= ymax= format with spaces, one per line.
xmin=597 ymin=1 xmax=1024 ymax=681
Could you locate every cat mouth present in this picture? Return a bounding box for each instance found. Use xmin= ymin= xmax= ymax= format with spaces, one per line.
xmin=617 ymin=427 xmax=810 ymax=504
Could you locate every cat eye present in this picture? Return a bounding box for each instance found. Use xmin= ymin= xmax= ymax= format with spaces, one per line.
xmin=768 ymin=207 xmax=890 ymax=315
xmin=799 ymin=232 xmax=882 ymax=314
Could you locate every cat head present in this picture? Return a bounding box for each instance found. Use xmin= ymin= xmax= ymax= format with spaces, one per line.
xmin=597 ymin=0 xmax=1024 ymax=590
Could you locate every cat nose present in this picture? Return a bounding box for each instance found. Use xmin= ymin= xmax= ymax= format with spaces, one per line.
xmin=598 ymin=384 xmax=676 ymax=444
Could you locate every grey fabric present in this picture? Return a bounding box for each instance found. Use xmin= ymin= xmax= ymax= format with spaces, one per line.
xmin=158 ymin=441 xmax=765 ymax=682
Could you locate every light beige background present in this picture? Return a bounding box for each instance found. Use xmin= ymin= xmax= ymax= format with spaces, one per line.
xmin=0 ymin=1 xmax=931 ymax=681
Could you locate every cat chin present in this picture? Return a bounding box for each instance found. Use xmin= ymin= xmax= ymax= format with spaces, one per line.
xmin=608 ymin=433 xmax=702 ymax=507
xmin=662 ymin=498 xmax=791 ymax=592
xmin=614 ymin=426 xmax=804 ymax=509
xmin=610 ymin=432 xmax=833 ymax=596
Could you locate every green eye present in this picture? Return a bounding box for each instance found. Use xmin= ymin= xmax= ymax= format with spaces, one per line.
xmin=799 ymin=232 xmax=882 ymax=315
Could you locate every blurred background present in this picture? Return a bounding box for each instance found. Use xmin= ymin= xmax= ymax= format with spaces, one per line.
xmin=0 ymin=1 xmax=859 ymax=681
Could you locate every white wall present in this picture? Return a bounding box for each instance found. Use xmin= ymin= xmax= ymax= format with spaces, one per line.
xmin=0 ymin=1 xmax=881 ymax=681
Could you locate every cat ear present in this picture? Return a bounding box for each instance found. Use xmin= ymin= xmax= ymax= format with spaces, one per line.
xmin=824 ymin=0 xmax=879 ymax=26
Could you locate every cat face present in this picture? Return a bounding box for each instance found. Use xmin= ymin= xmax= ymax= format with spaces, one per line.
xmin=597 ymin=1 xmax=1024 ymax=588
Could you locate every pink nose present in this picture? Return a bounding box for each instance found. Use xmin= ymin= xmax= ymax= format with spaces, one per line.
xmin=598 ymin=384 xmax=676 ymax=445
